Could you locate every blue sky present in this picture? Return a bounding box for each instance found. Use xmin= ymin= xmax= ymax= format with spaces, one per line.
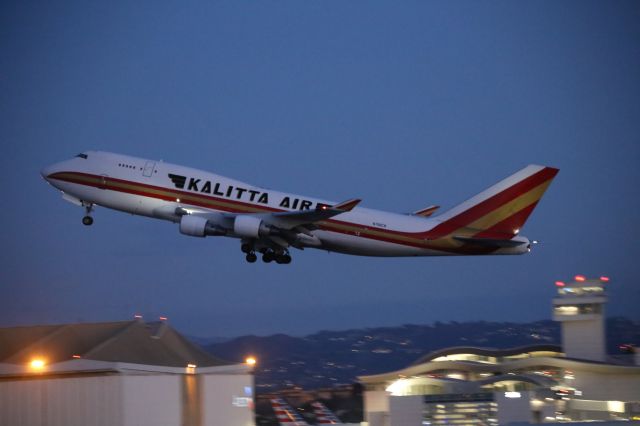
xmin=1 ymin=1 xmax=639 ymax=337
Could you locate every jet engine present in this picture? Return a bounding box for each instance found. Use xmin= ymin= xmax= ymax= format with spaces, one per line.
xmin=179 ymin=215 xmax=226 ymax=237
xmin=233 ymin=215 xmax=272 ymax=238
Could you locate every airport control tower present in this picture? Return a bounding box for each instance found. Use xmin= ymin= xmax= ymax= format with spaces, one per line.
xmin=552 ymin=275 xmax=609 ymax=362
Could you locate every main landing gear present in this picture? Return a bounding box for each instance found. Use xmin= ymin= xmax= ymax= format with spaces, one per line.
xmin=241 ymin=242 xmax=258 ymax=263
xmin=262 ymin=250 xmax=292 ymax=264
xmin=82 ymin=202 xmax=94 ymax=226
xmin=241 ymin=242 xmax=291 ymax=264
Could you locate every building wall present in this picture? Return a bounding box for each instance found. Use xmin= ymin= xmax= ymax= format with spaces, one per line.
xmin=566 ymin=399 xmax=627 ymax=421
xmin=562 ymin=317 xmax=605 ymax=361
xmin=121 ymin=374 xmax=181 ymax=426
xmin=496 ymin=391 xmax=533 ymax=425
xmin=201 ymin=373 xmax=254 ymax=426
xmin=365 ymin=411 xmax=389 ymax=426
xmin=0 ymin=375 xmax=124 ymax=426
xmin=388 ymin=395 xmax=423 ymax=426
xmin=0 ymin=372 xmax=257 ymax=426
xmin=363 ymin=390 xmax=390 ymax=426
xmin=572 ymin=369 xmax=640 ymax=401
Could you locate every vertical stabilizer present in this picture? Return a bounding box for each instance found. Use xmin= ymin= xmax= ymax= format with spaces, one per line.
xmin=427 ymin=165 xmax=559 ymax=240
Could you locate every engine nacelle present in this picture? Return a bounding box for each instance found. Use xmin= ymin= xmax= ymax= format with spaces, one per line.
xmin=234 ymin=215 xmax=270 ymax=238
xmin=180 ymin=215 xmax=208 ymax=237
xmin=180 ymin=215 xmax=227 ymax=237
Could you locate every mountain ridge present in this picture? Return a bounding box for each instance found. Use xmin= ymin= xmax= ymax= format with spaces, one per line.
xmin=204 ymin=317 xmax=639 ymax=391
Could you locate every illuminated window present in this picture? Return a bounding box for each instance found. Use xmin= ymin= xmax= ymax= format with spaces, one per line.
xmin=555 ymin=304 xmax=601 ymax=316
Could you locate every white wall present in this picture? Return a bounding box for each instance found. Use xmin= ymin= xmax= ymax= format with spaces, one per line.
xmin=496 ymin=392 xmax=532 ymax=425
xmin=201 ymin=373 xmax=254 ymax=426
xmin=0 ymin=375 xmax=123 ymax=426
xmin=389 ymin=395 xmax=423 ymax=426
xmin=562 ymin=318 xmax=605 ymax=361
xmin=0 ymin=371 xmax=256 ymax=426
xmin=365 ymin=411 xmax=389 ymax=426
xmin=364 ymin=389 xmax=390 ymax=426
xmin=121 ymin=375 xmax=181 ymax=426
xmin=572 ymin=369 xmax=640 ymax=401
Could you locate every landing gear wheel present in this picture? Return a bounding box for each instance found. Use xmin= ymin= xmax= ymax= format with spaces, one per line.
xmin=241 ymin=243 xmax=252 ymax=254
xmin=245 ymin=252 xmax=257 ymax=263
xmin=82 ymin=202 xmax=94 ymax=226
xmin=262 ymin=251 xmax=274 ymax=263
xmin=276 ymin=254 xmax=292 ymax=264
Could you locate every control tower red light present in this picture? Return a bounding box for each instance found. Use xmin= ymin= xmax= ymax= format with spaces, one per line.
xmin=555 ymin=281 xmax=565 ymax=287
xmin=599 ymin=276 xmax=610 ymax=282
xmin=574 ymin=275 xmax=586 ymax=282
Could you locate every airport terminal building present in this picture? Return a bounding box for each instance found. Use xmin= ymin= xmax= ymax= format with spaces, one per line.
xmin=360 ymin=277 xmax=640 ymax=425
xmin=0 ymin=319 xmax=255 ymax=426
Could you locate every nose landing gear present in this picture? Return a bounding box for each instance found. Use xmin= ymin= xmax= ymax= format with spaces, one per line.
xmin=82 ymin=202 xmax=94 ymax=226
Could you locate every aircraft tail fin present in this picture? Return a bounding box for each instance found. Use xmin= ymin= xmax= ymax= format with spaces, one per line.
xmin=271 ymin=398 xmax=309 ymax=426
xmin=427 ymin=165 xmax=559 ymax=239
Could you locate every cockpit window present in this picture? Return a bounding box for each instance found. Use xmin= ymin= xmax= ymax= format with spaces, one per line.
xmin=75 ymin=153 xmax=88 ymax=159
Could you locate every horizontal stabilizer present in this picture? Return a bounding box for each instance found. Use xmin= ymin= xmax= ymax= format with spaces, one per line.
xmin=412 ymin=205 xmax=440 ymax=217
xmin=453 ymin=235 xmax=527 ymax=248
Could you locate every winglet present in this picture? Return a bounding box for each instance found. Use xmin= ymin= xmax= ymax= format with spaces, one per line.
xmin=331 ymin=198 xmax=361 ymax=212
xmin=412 ymin=205 xmax=440 ymax=217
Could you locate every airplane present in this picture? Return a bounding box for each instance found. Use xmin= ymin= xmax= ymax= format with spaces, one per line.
xmin=41 ymin=151 xmax=558 ymax=264
xmin=311 ymin=401 xmax=342 ymax=424
xmin=270 ymin=398 xmax=309 ymax=426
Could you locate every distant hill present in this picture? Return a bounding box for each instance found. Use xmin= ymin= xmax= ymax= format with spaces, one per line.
xmin=183 ymin=335 xmax=230 ymax=347
xmin=204 ymin=317 xmax=640 ymax=392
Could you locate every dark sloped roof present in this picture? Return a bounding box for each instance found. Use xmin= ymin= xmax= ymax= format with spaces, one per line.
xmin=0 ymin=320 xmax=230 ymax=367
xmin=411 ymin=344 xmax=563 ymax=366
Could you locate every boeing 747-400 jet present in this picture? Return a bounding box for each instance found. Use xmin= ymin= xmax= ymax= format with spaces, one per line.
xmin=41 ymin=151 xmax=558 ymax=264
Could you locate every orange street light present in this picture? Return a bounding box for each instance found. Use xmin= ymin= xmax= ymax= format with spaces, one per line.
xmin=30 ymin=358 xmax=46 ymax=370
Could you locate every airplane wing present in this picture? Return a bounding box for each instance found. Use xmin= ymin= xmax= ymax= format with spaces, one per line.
xmin=182 ymin=198 xmax=360 ymax=230
xmin=181 ymin=198 xmax=361 ymax=252
xmin=262 ymin=198 xmax=361 ymax=249
xmin=270 ymin=198 xmax=361 ymax=228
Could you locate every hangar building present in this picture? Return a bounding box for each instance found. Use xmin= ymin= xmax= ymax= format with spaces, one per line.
xmin=0 ymin=319 xmax=254 ymax=426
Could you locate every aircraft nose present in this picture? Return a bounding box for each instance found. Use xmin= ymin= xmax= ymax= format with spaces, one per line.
xmin=40 ymin=164 xmax=55 ymax=180
xmin=41 ymin=162 xmax=64 ymax=181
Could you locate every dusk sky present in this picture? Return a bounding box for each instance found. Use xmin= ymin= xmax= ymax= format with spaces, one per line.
xmin=2 ymin=1 xmax=639 ymax=338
